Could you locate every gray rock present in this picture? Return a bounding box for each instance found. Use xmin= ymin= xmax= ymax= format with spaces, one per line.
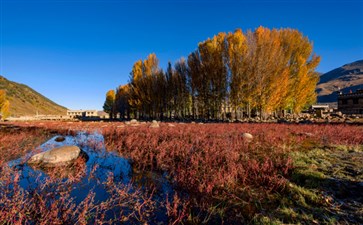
xmin=28 ymin=145 xmax=81 ymax=166
xmin=150 ymin=120 xmax=160 ymax=128
xmin=336 ymin=111 xmax=343 ymax=117
xmin=242 ymin=133 xmax=253 ymax=142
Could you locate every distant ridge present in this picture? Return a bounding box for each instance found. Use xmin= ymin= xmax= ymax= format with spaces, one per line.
xmin=0 ymin=75 xmax=67 ymax=116
xmin=317 ymin=60 xmax=363 ymax=103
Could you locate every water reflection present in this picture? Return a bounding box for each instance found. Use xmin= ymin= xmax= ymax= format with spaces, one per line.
xmin=8 ymin=131 xmax=174 ymax=210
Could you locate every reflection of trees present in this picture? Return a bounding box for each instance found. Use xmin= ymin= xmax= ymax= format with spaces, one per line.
xmin=132 ymin=168 xmax=170 ymax=194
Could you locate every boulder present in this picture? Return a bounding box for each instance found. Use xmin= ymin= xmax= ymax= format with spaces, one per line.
xmin=242 ymin=133 xmax=253 ymax=142
xmin=304 ymin=132 xmax=314 ymax=137
xmin=335 ymin=111 xmax=343 ymax=117
xmin=55 ymin=136 xmax=65 ymax=142
xmin=129 ymin=119 xmax=140 ymax=126
xmin=28 ymin=145 xmax=81 ymax=167
xmin=149 ymin=120 xmax=160 ymax=128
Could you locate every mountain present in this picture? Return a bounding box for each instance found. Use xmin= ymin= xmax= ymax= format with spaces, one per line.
xmin=317 ymin=60 xmax=363 ymax=103
xmin=0 ymin=75 xmax=67 ymax=116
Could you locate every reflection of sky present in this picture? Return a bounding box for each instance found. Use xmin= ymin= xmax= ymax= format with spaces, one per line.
xmin=8 ymin=132 xmax=174 ymax=206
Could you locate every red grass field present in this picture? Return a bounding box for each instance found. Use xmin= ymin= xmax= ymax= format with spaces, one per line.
xmin=0 ymin=121 xmax=362 ymax=224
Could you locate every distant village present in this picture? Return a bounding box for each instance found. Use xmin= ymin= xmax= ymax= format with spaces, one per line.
xmin=2 ymin=89 xmax=362 ymax=123
xmin=3 ymin=109 xmax=109 ymax=122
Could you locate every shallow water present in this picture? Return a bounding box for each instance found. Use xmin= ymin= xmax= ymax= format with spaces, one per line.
xmin=7 ymin=131 xmax=175 ymax=222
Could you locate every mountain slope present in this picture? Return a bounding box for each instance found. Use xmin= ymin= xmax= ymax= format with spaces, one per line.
xmin=317 ymin=60 xmax=363 ymax=103
xmin=0 ymin=75 xmax=67 ymax=116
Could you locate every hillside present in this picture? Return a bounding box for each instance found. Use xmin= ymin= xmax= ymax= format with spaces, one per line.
xmin=317 ymin=60 xmax=363 ymax=103
xmin=0 ymin=75 xmax=67 ymax=116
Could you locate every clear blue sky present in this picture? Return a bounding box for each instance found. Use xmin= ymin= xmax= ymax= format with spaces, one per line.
xmin=1 ymin=0 xmax=363 ymax=110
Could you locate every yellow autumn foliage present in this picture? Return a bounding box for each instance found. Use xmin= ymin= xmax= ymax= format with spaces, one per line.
xmin=0 ymin=90 xmax=10 ymax=119
xmin=108 ymin=27 xmax=320 ymax=120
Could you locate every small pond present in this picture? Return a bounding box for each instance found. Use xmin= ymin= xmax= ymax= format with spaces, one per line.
xmin=7 ymin=131 xmax=176 ymax=223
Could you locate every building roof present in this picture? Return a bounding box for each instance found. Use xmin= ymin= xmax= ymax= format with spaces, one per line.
xmin=338 ymin=89 xmax=363 ymax=98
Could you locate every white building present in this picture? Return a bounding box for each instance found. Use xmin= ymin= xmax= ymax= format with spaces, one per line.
xmin=67 ymin=110 xmax=98 ymax=119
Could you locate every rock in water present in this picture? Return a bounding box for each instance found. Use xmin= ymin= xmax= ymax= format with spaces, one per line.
xmin=242 ymin=133 xmax=253 ymax=142
xmin=28 ymin=145 xmax=81 ymax=166
xmin=55 ymin=136 xmax=65 ymax=142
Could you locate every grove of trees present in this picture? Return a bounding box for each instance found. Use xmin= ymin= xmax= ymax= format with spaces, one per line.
xmin=104 ymin=27 xmax=320 ymax=121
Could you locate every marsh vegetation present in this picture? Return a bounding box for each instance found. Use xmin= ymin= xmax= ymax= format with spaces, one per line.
xmin=0 ymin=121 xmax=362 ymax=224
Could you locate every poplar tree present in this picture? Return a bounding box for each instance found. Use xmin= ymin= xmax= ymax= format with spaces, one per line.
xmin=129 ymin=60 xmax=143 ymax=117
xmin=173 ymin=58 xmax=191 ymax=118
xmin=115 ymin=85 xmax=130 ymax=120
xmin=226 ymin=29 xmax=249 ymax=117
xmin=103 ymin=90 xmax=116 ymax=119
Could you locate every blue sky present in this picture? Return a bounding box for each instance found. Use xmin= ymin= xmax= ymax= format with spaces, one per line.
xmin=1 ymin=0 xmax=363 ymax=110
